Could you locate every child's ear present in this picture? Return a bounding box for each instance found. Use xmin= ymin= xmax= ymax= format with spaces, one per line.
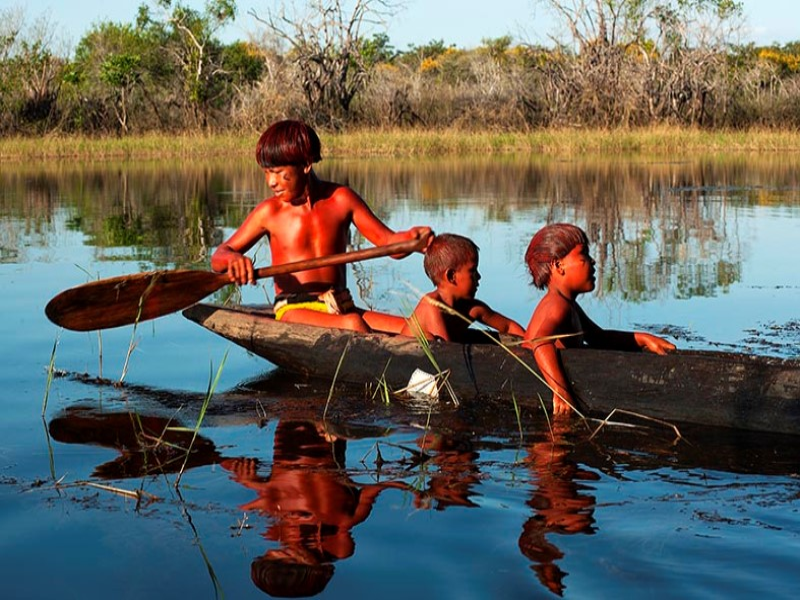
xmin=303 ymin=163 xmax=313 ymax=174
xmin=552 ymin=259 xmax=565 ymax=276
xmin=445 ymin=268 xmax=457 ymax=283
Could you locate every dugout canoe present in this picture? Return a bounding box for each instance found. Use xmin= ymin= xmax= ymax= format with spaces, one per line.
xmin=182 ymin=303 xmax=800 ymax=436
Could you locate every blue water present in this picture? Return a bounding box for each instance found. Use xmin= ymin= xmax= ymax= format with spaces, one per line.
xmin=1 ymin=155 xmax=799 ymax=598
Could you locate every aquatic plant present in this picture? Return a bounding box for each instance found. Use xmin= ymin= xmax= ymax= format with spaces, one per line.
xmin=172 ymin=350 xmax=229 ymax=486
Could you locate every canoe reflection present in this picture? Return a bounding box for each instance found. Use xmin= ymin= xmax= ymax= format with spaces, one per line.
xmin=48 ymin=406 xmax=222 ymax=478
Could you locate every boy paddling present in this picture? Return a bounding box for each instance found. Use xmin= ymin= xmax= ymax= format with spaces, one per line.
xmin=212 ymin=120 xmax=432 ymax=333
xmin=524 ymin=223 xmax=675 ymax=415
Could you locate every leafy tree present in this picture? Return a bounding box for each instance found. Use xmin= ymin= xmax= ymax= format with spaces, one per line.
xmin=66 ymin=22 xmax=154 ymax=133
xmin=222 ymin=41 xmax=265 ymax=88
xmin=360 ymin=32 xmax=397 ymax=67
xmin=0 ymin=9 xmax=65 ymax=133
xmin=144 ymin=0 xmax=238 ymax=129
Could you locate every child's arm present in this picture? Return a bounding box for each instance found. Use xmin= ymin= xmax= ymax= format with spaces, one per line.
xmin=529 ymin=340 xmax=575 ymax=416
xmin=211 ymin=204 xmax=269 ymax=285
xmin=470 ymin=301 xmax=525 ymax=337
xmin=345 ymin=187 xmax=433 ymax=256
xmin=577 ymin=304 xmax=675 ymax=354
xmin=525 ymin=298 xmax=577 ymax=415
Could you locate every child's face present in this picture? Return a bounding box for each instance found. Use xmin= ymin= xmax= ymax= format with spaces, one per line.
xmin=557 ymin=244 xmax=596 ymax=293
xmin=264 ymin=164 xmax=311 ymax=200
xmin=450 ymin=256 xmax=481 ymax=299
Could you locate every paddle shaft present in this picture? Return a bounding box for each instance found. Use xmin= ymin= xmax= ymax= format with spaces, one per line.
xmin=46 ymin=238 xmax=424 ymax=331
xmin=250 ymin=238 xmax=422 ymax=280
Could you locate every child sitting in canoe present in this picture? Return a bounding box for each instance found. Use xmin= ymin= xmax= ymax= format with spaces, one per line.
xmin=211 ymin=119 xmax=432 ymax=334
xmin=524 ymin=223 xmax=676 ymax=416
xmin=400 ymin=233 xmax=525 ymax=342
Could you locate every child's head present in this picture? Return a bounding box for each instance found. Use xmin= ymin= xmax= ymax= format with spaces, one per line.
xmin=256 ymin=120 xmax=322 ymax=168
xmin=424 ymin=233 xmax=479 ymax=285
xmin=525 ymin=223 xmax=590 ymax=289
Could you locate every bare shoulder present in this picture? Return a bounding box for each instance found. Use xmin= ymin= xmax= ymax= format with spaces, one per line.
xmin=254 ymin=196 xmax=291 ymax=229
xmin=317 ymin=179 xmax=356 ymax=201
xmin=418 ymin=290 xmax=443 ymax=312
xmin=527 ymin=292 xmax=572 ymax=333
xmin=250 ymin=195 xmax=283 ymax=218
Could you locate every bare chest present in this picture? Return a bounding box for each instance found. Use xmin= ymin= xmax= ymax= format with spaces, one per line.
xmin=269 ymin=201 xmax=351 ymax=250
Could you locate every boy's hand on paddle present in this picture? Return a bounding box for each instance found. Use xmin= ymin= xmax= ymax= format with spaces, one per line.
xmin=390 ymin=226 xmax=434 ymax=258
xmin=411 ymin=226 xmax=434 ymax=253
xmin=224 ymin=254 xmax=256 ymax=285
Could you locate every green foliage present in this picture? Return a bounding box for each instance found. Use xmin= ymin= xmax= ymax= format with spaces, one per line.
xmin=64 ymin=22 xmax=157 ymax=132
xmin=360 ymin=33 xmax=397 ymax=67
xmin=100 ymin=54 xmax=142 ymax=88
xmin=222 ymin=41 xmax=264 ymax=85
xmin=5 ymin=0 xmax=800 ymax=134
xmin=149 ymin=0 xmax=238 ymax=127
xmin=479 ymin=36 xmax=513 ymax=62
xmin=406 ymin=39 xmax=453 ymax=61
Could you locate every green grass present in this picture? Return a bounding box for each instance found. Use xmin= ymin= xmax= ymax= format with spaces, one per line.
xmin=3 ymin=126 xmax=800 ymax=161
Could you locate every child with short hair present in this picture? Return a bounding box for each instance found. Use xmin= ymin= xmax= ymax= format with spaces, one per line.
xmin=524 ymin=223 xmax=676 ymax=415
xmin=400 ymin=233 xmax=525 ymax=342
xmin=211 ymin=120 xmax=432 ymax=333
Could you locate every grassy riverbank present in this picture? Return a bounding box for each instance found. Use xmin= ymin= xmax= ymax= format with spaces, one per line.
xmin=2 ymin=127 xmax=800 ymax=161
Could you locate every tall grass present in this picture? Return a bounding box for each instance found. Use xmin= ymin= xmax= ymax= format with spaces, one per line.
xmin=4 ymin=127 xmax=800 ymax=161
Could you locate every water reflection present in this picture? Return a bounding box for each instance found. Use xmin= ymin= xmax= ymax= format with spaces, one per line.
xmin=413 ymin=431 xmax=481 ymax=510
xmin=48 ymin=406 xmax=222 ymax=478
xmin=3 ymin=155 xmax=799 ymax=306
xmin=519 ymin=424 xmax=597 ymax=596
xmin=44 ymin=393 xmax=800 ymax=598
xmin=48 ymin=402 xmax=592 ymax=597
xmin=222 ymin=420 xmax=411 ymax=598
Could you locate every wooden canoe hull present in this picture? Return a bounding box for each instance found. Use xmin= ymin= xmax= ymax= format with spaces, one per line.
xmin=182 ymin=303 xmax=800 ymax=435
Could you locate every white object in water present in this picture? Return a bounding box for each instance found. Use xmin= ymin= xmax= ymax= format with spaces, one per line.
xmin=406 ymin=368 xmax=439 ymax=400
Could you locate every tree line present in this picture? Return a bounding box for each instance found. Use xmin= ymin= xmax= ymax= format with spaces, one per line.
xmin=2 ymin=0 xmax=799 ymax=137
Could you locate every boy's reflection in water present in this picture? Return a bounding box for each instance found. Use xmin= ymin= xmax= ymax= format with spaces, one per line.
xmin=50 ymin=408 xmax=597 ymax=597
xmin=412 ymin=430 xmax=481 ymax=510
xmin=519 ymin=423 xmax=598 ymax=596
xmin=221 ymin=420 xmax=408 ymax=597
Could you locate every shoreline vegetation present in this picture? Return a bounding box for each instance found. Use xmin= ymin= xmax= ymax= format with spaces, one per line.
xmin=5 ymin=3 xmax=800 ymax=156
xmin=2 ymin=127 xmax=800 ymax=162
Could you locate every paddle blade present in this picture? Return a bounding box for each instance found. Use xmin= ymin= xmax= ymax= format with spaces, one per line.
xmin=46 ymin=237 xmax=427 ymax=332
xmin=45 ymin=269 xmax=229 ymax=331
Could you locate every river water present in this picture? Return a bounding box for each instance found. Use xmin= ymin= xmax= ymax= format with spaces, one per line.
xmin=1 ymin=153 xmax=799 ymax=598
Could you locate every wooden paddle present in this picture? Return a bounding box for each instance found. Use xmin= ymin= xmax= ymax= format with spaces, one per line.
xmin=45 ymin=238 xmax=424 ymax=332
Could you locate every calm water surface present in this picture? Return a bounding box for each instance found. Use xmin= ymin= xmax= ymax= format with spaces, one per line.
xmin=1 ymin=154 xmax=799 ymax=599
